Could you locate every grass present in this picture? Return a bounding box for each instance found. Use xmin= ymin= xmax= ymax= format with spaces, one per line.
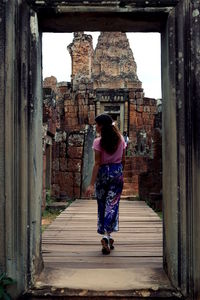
xmin=41 ymin=194 xmax=74 ymax=232
xmin=42 ymin=208 xmax=62 ymax=232
xmin=156 ymin=211 xmax=163 ymax=219
xmin=142 ymin=198 xmax=163 ymax=219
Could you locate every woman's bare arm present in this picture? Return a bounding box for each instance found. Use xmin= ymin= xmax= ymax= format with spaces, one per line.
xmin=85 ymin=150 xmax=101 ymax=197
xmin=90 ymin=150 xmax=101 ymax=185
xmin=122 ymin=149 xmax=126 ymax=169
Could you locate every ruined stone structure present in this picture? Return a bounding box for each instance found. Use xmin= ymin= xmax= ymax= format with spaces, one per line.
xmin=42 ymin=32 xmax=161 ymax=202
xmin=1 ymin=1 xmax=200 ymax=299
xmin=93 ymin=32 xmax=140 ymax=89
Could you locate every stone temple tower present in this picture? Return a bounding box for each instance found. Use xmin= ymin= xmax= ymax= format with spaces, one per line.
xmin=92 ymin=32 xmax=143 ymax=132
xmin=92 ymin=32 xmax=142 ymax=89
xmin=67 ymin=32 xmax=94 ymax=90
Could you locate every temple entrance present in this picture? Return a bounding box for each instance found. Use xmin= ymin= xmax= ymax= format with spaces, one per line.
xmin=102 ymin=104 xmax=122 ymax=130
xmin=109 ymin=112 xmax=121 ymax=129
xmin=37 ymin=31 xmax=165 ymax=298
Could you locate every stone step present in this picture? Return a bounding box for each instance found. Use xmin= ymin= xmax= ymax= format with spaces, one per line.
xmin=123 ymin=177 xmax=133 ymax=183
xmin=122 ymin=187 xmax=136 ymax=191
xmin=124 ymin=165 xmax=133 ymax=171
xmin=120 ymin=195 xmax=138 ymax=200
xmin=123 ymin=183 xmax=134 ymax=189
xmin=125 ymin=161 xmax=132 ymax=165
xmin=122 ymin=189 xmax=137 ymax=196
xmin=24 ymin=288 xmax=182 ymax=299
xmin=125 ymin=157 xmax=133 ymax=161
xmin=123 ymin=170 xmax=134 ymax=177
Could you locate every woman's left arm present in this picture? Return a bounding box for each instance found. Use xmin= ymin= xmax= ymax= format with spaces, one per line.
xmin=122 ymin=149 xmax=126 ymax=169
xmin=85 ymin=150 xmax=101 ymax=197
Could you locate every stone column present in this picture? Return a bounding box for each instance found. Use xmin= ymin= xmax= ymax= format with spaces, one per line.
xmin=124 ymin=100 xmax=129 ymax=132
xmin=0 ymin=2 xmax=43 ymax=297
xmin=0 ymin=0 xmax=6 ymax=273
xmin=120 ymin=103 xmax=125 ymax=133
xmin=96 ymin=100 xmax=101 ymax=116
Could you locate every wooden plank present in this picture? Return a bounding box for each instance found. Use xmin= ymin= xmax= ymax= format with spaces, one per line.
xmin=42 ymin=262 xmax=163 ymax=269
xmin=43 ymin=224 xmax=162 ymax=229
xmin=42 ymin=236 xmax=163 ymax=241
xmin=42 ymin=252 xmax=162 ymax=257
xmin=41 ymin=199 xmax=163 ymax=271
xmin=42 ymin=244 xmax=162 ymax=250
xmin=43 ymin=227 xmax=162 ymax=233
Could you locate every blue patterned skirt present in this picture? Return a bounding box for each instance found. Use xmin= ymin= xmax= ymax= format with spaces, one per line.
xmin=95 ymin=163 xmax=124 ymax=235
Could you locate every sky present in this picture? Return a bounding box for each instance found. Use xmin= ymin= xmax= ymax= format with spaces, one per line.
xmin=42 ymin=32 xmax=161 ymax=99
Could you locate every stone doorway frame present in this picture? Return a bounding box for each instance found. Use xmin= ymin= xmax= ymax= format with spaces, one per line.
xmin=0 ymin=1 xmax=199 ymax=298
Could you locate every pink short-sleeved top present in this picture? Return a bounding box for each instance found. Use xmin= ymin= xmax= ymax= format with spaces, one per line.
xmin=92 ymin=136 xmax=126 ymax=165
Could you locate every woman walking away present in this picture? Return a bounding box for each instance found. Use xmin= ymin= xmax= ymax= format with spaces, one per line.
xmin=86 ymin=114 xmax=126 ymax=255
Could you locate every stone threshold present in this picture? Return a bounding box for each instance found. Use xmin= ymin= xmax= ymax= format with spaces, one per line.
xmin=23 ymin=268 xmax=183 ymax=299
xmin=23 ymin=286 xmax=183 ymax=299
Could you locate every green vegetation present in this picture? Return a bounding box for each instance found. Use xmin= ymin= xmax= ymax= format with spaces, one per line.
xmin=42 ymin=191 xmax=73 ymax=232
xmin=144 ymin=199 xmax=163 ymax=219
xmin=134 ymin=194 xmax=140 ymax=201
xmin=45 ymin=189 xmax=53 ymax=206
xmin=156 ymin=211 xmax=163 ymax=219
xmin=42 ymin=208 xmax=61 ymax=232
xmin=0 ymin=273 xmax=16 ymax=300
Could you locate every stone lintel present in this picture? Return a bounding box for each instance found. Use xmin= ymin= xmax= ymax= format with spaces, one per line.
xmin=28 ymin=0 xmax=179 ymax=9
xmin=38 ymin=11 xmax=168 ymax=32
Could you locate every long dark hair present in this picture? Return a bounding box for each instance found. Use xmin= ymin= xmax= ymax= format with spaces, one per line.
xmin=95 ymin=114 xmax=121 ymax=154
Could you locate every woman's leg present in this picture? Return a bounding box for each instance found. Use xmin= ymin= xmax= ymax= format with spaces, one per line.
xmin=104 ymin=168 xmax=123 ymax=234
xmin=95 ymin=165 xmax=123 ymax=254
xmin=95 ymin=166 xmax=109 ymax=235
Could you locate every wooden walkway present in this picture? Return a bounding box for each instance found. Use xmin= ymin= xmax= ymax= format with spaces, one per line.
xmin=32 ymin=200 xmax=180 ymax=298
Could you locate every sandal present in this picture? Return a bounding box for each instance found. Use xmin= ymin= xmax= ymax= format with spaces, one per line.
xmin=101 ymin=238 xmax=110 ymax=255
xmin=109 ymin=238 xmax=115 ymax=250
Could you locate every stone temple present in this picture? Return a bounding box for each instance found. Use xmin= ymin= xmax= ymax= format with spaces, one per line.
xmin=42 ymin=31 xmax=162 ymax=208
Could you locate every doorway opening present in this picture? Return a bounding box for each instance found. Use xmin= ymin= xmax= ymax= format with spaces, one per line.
xmin=42 ymin=31 xmax=162 ymax=203
xmin=38 ymin=30 xmax=167 ymax=297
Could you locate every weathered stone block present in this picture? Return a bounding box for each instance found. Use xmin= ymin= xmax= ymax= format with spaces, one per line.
xmin=51 ymin=184 xmax=60 ymax=198
xmin=136 ymin=98 xmax=143 ymax=105
xmin=88 ymin=110 xmax=95 ymax=124
xmin=59 ymin=142 xmax=66 ymax=158
xmin=68 ymin=134 xmax=84 ymax=146
xmin=150 ymin=106 xmax=157 ymax=113
xmin=52 ymin=171 xmax=59 ymax=184
xmin=74 ymin=172 xmax=81 ymax=186
xmin=67 ymin=146 xmax=83 ymax=158
xmin=64 ymin=100 xmax=72 ymax=106
xmin=59 ymin=172 xmax=74 ymax=193
xmin=136 ymin=116 xmax=143 ymax=126
xmin=143 ymin=106 xmax=151 ymax=112
xmin=52 ymin=143 xmax=59 ymax=159
xmin=68 ymin=106 xmax=77 ymax=113
xmin=79 ymin=84 xmax=86 ymax=90
xmin=52 ymin=158 xmax=59 ymax=171
xmin=150 ymin=99 xmax=156 ymax=106
xmin=59 ymin=158 xmax=68 ymax=171
xmin=136 ymin=105 xmax=143 ymax=113
xmin=74 ymin=187 xmax=81 ymax=198
xmin=71 ymin=118 xmax=78 ymax=126
xmin=67 ymin=159 xmax=82 ymax=172
xmin=76 ymin=93 xmax=84 ymax=101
